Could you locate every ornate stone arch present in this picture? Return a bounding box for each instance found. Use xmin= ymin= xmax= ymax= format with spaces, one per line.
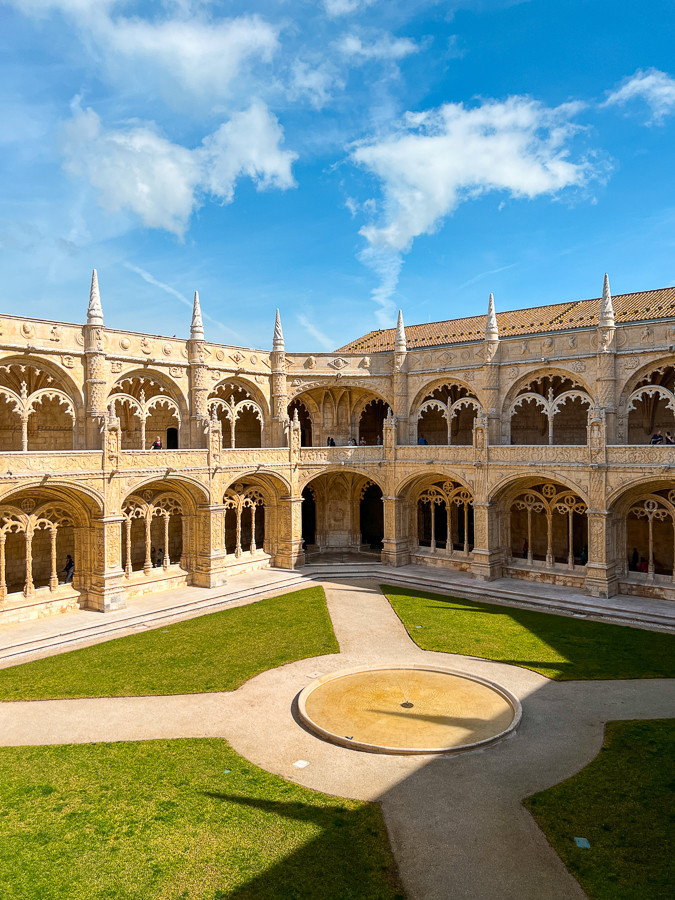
xmin=0 ymin=358 xmax=82 ymax=451
xmin=489 ymin=472 xmax=590 ymax=507
xmin=617 ymin=356 xmax=675 ymax=412
xmin=210 ymin=376 xmax=270 ymax=420
xmin=618 ymin=363 xmax=675 ymax=443
xmin=109 ymin=368 xmax=187 ymax=449
xmin=407 ymin=377 xmax=484 ymax=419
xmin=0 ymin=354 xmax=85 ymax=411
xmin=504 ymin=369 xmax=593 ymax=446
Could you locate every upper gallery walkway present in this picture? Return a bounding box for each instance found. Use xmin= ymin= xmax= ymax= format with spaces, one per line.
xmin=0 ymin=442 xmax=672 ymax=476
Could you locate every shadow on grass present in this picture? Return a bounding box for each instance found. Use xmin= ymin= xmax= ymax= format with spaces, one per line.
xmin=382 ymin=584 xmax=675 ymax=680
xmin=204 ymin=793 xmax=405 ymax=900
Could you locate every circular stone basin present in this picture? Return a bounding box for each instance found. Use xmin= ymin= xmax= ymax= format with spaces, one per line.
xmin=297 ymin=664 xmax=521 ymax=755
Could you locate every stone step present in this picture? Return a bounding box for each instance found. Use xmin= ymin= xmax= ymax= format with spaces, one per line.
xmin=305 ymin=564 xmax=675 ymax=632
xmin=1 ymin=563 xmax=673 ymax=668
xmin=0 ymin=573 xmax=310 ymax=664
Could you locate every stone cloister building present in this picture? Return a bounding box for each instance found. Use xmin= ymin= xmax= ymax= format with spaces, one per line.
xmin=1 ymin=270 xmax=675 ymax=625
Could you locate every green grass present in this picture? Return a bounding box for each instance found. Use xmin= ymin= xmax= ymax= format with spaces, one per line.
xmin=0 ymin=738 xmax=404 ymax=900
xmin=525 ymin=719 xmax=675 ymax=900
xmin=381 ymin=585 xmax=675 ymax=680
xmin=0 ymin=587 xmax=338 ymax=700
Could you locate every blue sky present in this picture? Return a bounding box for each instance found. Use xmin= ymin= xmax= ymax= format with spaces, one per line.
xmin=1 ymin=0 xmax=674 ymax=351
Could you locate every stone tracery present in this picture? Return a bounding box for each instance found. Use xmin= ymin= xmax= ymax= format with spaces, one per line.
xmin=109 ymin=375 xmax=182 ymax=449
xmin=509 ymin=483 xmax=587 ymax=569
xmin=415 ymin=480 xmax=474 ymax=556
xmin=0 ymin=501 xmax=76 ymax=601
xmin=415 ymin=384 xmax=480 ymax=445
xmin=0 ymin=362 xmax=76 ymax=451
xmin=208 ymin=382 xmax=264 ymax=448
xmin=508 ymin=375 xmax=592 ymax=445
xmin=223 ymin=486 xmax=266 ymax=557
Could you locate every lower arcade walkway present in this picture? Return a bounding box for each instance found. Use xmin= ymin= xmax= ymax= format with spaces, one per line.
xmin=1 ymin=577 xmax=674 ymax=899
xmin=1 ymin=563 xmax=674 ymax=668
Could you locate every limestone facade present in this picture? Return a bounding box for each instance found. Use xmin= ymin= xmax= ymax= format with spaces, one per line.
xmin=2 ymin=271 xmax=675 ymax=624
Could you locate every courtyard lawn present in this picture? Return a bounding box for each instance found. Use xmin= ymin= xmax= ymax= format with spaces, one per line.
xmin=0 ymin=738 xmax=403 ymax=900
xmin=381 ymin=585 xmax=675 ymax=680
xmin=525 ymin=719 xmax=675 ymax=900
xmin=0 ymin=586 xmax=338 ymax=700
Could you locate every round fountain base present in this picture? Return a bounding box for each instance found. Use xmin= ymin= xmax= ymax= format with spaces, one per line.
xmin=297 ymin=664 xmax=521 ymax=755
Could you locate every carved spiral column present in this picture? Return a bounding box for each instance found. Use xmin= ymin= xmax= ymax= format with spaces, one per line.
xmin=125 ymin=518 xmax=132 ymax=578
xmin=23 ymin=528 xmax=34 ymax=597
xmin=0 ymin=533 xmax=6 ymax=602
xmin=270 ymin=350 xmax=288 ymax=448
xmin=250 ymin=504 xmax=257 ymax=553
xmin=545 ymin=510 xmax=554 ymax=567
xmin=163 ymin=516 xmax=170 ymax=570
xmin=144 ymin=514 xmax=152 ymax=575
xmin=188 ymin=340 xmax=209 ymax=448
xmin=84 ymin=325 xmax=108 ymax=449
xmin=49 ymin=526 xmax=58 ymax=590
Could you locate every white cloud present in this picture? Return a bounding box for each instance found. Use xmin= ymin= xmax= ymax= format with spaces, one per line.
xmin=352 ymin=97 xmax=593 ymax=252
xmin=323 ymin=0 xmax=376 ymax=17
xmin=8 ymin=1 xmax=279 ymax=104
xmin=61 ymin=101 xmax=297 ymax=236
xmin=104 ymin=15 xmax=278 ymax=100
xmin=287 ymin=59 xmax=343 ymax=109
xmin=62 ymin=106 xmax=201 ymax=235
xmin=338 ymin=32 xmax=420 ymax=62
xmin=604 ymin=68 xmax=675 ymax=124
xmin=200 ymin=101 xmax=297 ymax=202
xmin=350 ymin=96 xmax=597 ymax=323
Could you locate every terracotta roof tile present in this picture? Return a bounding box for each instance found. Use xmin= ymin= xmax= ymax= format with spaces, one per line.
xmin=337 ymin=287 xmax=675 ymax=353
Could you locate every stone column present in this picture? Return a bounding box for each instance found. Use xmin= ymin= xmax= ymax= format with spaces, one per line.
xmin=482 ymin=293 xmax=502 ymax=444
xmin=585 ymin=510 xmax=619 ymax=597
xmin=471 ymin=501 xmax=502 ymax=581
xmin=188 ymin=291 xmax=209 ymax=449
xmin=270 ymin=310 xmax=288 ymax=448
xmin=381 ymin=495 xmax=410 ymax=567
xmin=190 ymin=504 xmax=227 ymax=588
xmin=84 ymin=270 xmax=108 ymax=449
xmin=84 ymin=517 xmax=126 ymax=612
xmin=392 ymin=311 xmax=409 ymax=444
xmin=595 ymin=274 xmax=618 ymax=443
xmin=275 ymin=495 xmax=305 ymax=569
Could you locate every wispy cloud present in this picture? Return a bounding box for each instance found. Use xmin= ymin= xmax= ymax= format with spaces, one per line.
xmin=456 ymin=262 xmax=517 ymax=291
xmin=337 ymin=32 xmax=420 ymax=63
xmin=604 ymin=68 xmax=675 ymax=124
xmin=297 ymin=313 xmax=334 ymax=350
xmin=358 ymin=245 xmax=402 ymax=327
xmin=123 ymin=262 xmax=242 ymax=339
xmin=323 ymin=0 xmax=377 ymax=18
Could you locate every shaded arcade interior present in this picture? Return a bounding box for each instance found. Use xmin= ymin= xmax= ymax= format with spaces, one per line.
xmin=301 ymin=473 xmax=384 ymax=557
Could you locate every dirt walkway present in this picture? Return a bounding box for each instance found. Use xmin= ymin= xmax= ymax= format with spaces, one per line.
xmin=1 ymin=578 xmax=674 ymax=899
